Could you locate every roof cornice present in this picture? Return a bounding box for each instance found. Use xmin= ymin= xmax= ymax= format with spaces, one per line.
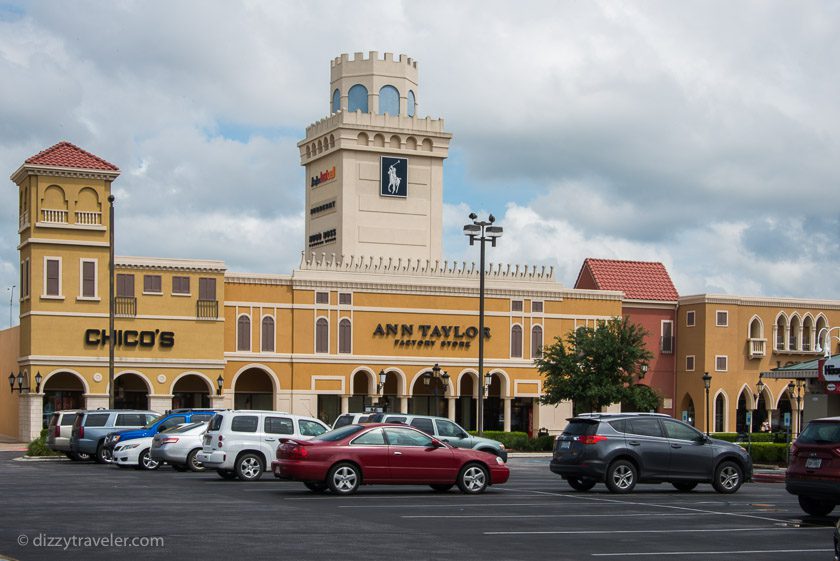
xmin=11 ymin=163 xmax=120 ymax=184
xmin=679 ymin=293 xmax=840 ymax=310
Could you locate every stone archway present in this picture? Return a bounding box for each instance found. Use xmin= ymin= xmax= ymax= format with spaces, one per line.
xmin=410 ymin=370 xmax=448 ymax=417
xmin=378 ymin=370 xmax=401 ymax=414
xmin=456 ymin=372 xmax=477 ymax=430
xmin=680 ymin=394 xmax=696 ymax=427
xmin=483 ymin=373 xmax=503 ymax=431
xmin=114 ymin=373 xmax=150 ymax=410
xmin=172 ymin=374 xmax=212 ymax=409
xmin=42 ymin=371 xmax=85 ymax=424
xmin=349 ymin=370 xmax=374 ymax=413
xmin=233 ymin=368 xmax=274 ymax=410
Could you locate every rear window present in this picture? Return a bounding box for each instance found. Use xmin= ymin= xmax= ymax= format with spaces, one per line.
xmin=265 ymin=417 xmax=294 ymax=435
xmin=164 ymin=422 xmax=206 ymax=434
xmin=609 ymin=420 xmax=628 ymax=433
xmin=60 ymin=413 xmax=77 ymax=426
xmin=313 ymin=424 xmax=365 ymax=442
xmin=190 ymin=414 xmax=215 ymax=423
xmin=116 ymin=413 xmax=149 ymax=427
xmin=157 ymin=416 xmax=187 ymax=431
xmin=209 ymin=415 xmax=224 ymax=431
xmin=333 ymin=415 xmax=354 ymax=429
xmin=299 ymin=419 xmax=327 ymax=437
xmin=384 ymin=416 xmax=406 ymax=424
xmin=84 ymin=414 xmax=110 ymax=427
xmin=48 ymin=414 xmax=60 ymax=427
xmin=563 ymin=420 xmax=597 ymax=437
xmin=798 ymin=422 xmax=840 ymax=444
xmin=410 ymin=418 xmax=435 ymax=435
xmin=231 ymin=416 xmax=258 ymax=433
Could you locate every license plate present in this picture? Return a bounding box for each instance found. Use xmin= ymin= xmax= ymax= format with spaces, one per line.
xmin=560 ymin=441 xmax=570 ymax=449
xmin=806 ymin=458 xmax=822 ymax=469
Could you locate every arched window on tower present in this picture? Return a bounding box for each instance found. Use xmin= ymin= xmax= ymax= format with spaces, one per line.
xmin=378 ymin=85 xmax=399 ymax=116
xmin=407 ymin=90 xmax=416 ymax=117
xmin=531 ymin=325 xmax=543 ymax=359
xmin=237 ymin=315 xmax=251 ymax=351
xmin=332 ymin=89 xmax=340 ymax=113
xmin=261 ymin=316 xmax=275 ymax=353
xmin=315 ymin=318 xmax=329 ymax=353
xmin=511 ymin=325 xmax=523 ymax=358
xmin=338 ymin=319 xmax=351 ymax=354
xmin=348 ymin=84 xmax=368 ymax=113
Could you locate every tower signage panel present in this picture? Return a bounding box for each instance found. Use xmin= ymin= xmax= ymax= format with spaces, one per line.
xmin=380 ymin=156 xmax=407 ymax=198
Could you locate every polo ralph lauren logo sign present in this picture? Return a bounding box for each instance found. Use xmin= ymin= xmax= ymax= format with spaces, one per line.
xmin=380 ymin=156 xmax=407 ymax=198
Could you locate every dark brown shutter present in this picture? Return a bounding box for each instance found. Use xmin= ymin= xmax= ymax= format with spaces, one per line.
xmin=339 ymin=319 xmax=351 ymax=353
xmin=511 ymin=325 xmax=523 ymax=358
xmin=199 ymin=277 xmax=216 ymax=300
xmin=316 ymin=318 xmax=329 ymax=353
xmin=531 ymin=325 xmax=542 ymax=359
xmin=261 ymin=317 xmax=275 ymax=352
xmin=82 ymin=261 xmax=96 ymax=297
xmin=237 ymin=315 xmax=251 ymax=351
xmin=46 ymin=259 xmax=60 ymax=295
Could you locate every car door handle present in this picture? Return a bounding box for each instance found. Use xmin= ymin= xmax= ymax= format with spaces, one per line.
xmin=393 ymin=451 xmax=402 ymax=455
xmin=629 ymin=440 xmax=641 ymax=446
xmin=671 ymin=444 xmax=682 ymax=449
xmin=264 ymin=438 xmax=276 ymax=442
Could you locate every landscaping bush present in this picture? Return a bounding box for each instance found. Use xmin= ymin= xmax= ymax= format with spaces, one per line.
xmin=467 ymin=431 xmax=554 ymax=451
xmin=737 ymin=442 xmax=789 ymax=465
xmin=27 ymin=428 xmax=62 ymax=457
xmin=712 ymin=432 xmax=787 ymax=443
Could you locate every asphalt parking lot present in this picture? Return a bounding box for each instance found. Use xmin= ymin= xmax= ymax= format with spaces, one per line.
xmin=0 ymin=452 xmax=835 ymax=561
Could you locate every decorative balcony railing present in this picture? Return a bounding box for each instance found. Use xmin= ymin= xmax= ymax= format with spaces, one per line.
xmin=197 ymin=299 xmax=218 ymax=320
xmin=115 ymin=296 xmax=137 ymax=317
xmin=749 ymin=338 xmax=766 ymax=358
xmin=41 ymin=208 xmax=68 ymax=223
xmin=19 ymin=213 xmax=29 ymax=230
xmin=75 ymin=211 xmax=102 ymax=225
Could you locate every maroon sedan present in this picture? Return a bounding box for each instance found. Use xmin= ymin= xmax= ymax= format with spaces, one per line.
xmin=272 ymin=423 xmax=510 ymax=495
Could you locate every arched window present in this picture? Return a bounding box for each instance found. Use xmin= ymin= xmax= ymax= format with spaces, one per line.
xmin=714 ymin=394 xmax=725 ymax=432
xmin=315 ymin=318 xmax=329 ymax=353
xmin=749 ymin=317 xmax=762 ymax=339
xmin=261 ymin=316 xmax=275 ymax=353
xmin=332 ymin=89 xmax=340 ymax=113
xmin=803 ymin=316 xmax=814 ymax=351
xmin=237 ymin=315 xmax=251 ymax=351
xmin=338 ymin=319 xmax=351 ymax=354
xmin=407 ymin=90 xmax=416 ymax=117
xmin=789 ymin=315 xmax=801 ymax=351
xmin=511 ymin=325 xmax=523 ymax=358
xmin=775 ymin=315 xmax=787 ymax=350
xmin=348 ymin=84 xmax=368 ymax=113
xmin=378 ymin=85 xmax=399 ymax=115
xmin=531 ymin=325 xmax=543 ymax=359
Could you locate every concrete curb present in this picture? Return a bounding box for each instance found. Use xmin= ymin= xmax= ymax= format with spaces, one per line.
xmin=13 ymin=455 xmax=69 ymax=462
xmin=508 ymin=452 xmax=553 ymax=458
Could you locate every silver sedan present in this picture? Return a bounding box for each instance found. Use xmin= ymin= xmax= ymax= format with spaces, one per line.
xmin=150 ymin=421 xmax=209 ymax=471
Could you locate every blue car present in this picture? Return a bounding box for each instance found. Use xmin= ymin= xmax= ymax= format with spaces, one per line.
xmin=104 ymin=409 xmax=220 ymax=458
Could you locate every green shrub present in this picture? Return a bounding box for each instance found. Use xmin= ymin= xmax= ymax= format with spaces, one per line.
xmin=713 ymin=432 xmax=787 ymax=443
xmin=737 ymin=442 xmax=789 ymax=465
xmin=467 ymin=430 xmax=553 ymax=451
xmin=27 ymin=428 xmax=62 ymax=457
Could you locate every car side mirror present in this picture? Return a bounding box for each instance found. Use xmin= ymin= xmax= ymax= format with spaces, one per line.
xmin=430 ymin=438 xmax=445 ymax=448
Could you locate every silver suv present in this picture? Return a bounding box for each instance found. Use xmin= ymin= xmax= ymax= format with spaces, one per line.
xmin=70 ymin=409 xmax=158 ymax=463
xmin=46 ymin=410 xmax=89 ymax=461
xmin=334 ymin=412 xmax=508 ymax=462
xmin=197 ymin=410 xmax=330 ymax=481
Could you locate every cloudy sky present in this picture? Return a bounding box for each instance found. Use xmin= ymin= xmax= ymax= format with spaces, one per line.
xmin=1 ymin=1 xmax=839 ymax=327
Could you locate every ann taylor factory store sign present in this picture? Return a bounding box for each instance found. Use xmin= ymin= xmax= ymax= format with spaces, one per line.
xmin=373 ymin=323 xmax=490 ymax=349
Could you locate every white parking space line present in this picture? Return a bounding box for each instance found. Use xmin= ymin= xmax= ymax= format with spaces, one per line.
xmin=282 ymin=493 xmax=541 ymax=501
xmin=591 ymin=548 xmax=833 ymax=557
xmin=337 ymin=502 xmax=605 ymax=509
xmin=485 ymin=527 xmax=826 ymax=535
xmin=403 ymin=512 xmax=709 ymax=519
xmin=525 ymin=490 xmax=793 ymax=524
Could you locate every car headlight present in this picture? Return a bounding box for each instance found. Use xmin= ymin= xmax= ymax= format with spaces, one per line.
xmin=121 ymin=443 xmax=139 ymax=450
xmin=498 ymin=444 xmax=505 ymax=450
xmin=495 ymin=456 xmax=505 ymax=465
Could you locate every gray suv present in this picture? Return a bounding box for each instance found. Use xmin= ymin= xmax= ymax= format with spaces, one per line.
xmin=70 ymin=409 xmax=157 ymax=463
xmin=550 ymin=412 xmax=752 ymax=494
xmin=336 ymin=413 xmax=508 ymax=462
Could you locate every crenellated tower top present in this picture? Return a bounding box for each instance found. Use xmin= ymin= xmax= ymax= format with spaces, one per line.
xmin=329 ymin=51 xmax=420 ymax=118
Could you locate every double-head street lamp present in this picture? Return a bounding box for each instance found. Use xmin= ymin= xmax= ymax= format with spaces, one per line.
xmin=702 ymin=372 xmax=712 ymax=435
xmin=816 ymin=326 xmax=840 ymax=357
xmin=8 ymin=371 xmax=41 ymax=393
xmin=423 ymin=363 xmax=450 ymax=416
xmin=464 ymin=212 xmax=502 ymax=437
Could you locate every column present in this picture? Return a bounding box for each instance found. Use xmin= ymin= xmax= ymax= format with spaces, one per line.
xmin=503 ymin=398 xmax=512 ymax=433
xmin=341 ymin=395 xmax=350 ymax=415
xmin=19 ymin=393 xmax=43 ymax=443
xmin=209 ymin=393 xmax=226 ymax=410
xmin=148 ymin=394 xmax=173 ymax=414
xmin=400 ymin=396 xmax=409 ymax=414
xmin=447 ymin=398 xmax=456 ymax=421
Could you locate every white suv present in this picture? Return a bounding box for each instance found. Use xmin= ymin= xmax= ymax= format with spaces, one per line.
xmin=197 ymin=410 xmax=329 ymax=481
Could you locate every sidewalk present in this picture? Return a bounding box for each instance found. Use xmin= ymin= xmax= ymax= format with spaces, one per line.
xmin=0 ymin=442 xmax=28 ymax=452
xmin=752 ymin=465 xmax=786 ymax=483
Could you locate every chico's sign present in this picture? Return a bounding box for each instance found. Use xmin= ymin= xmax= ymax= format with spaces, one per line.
xmin=85 ymin=329 xmax=175 ymax=349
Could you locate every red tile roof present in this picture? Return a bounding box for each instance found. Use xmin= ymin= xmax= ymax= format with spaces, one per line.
xmin=25 ymin=141 xmax=119 ymax=172
xmin=575 ymin=258 xmax=679 ymax=302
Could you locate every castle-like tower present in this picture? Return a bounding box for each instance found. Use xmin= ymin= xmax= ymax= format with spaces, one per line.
xmin=299 ymin=52 xmax=452 ymax=261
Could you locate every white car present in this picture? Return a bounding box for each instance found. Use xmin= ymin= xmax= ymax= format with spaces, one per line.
xmin=197 ymin=410 xmax=329 ymax=481
xmin=113 ymin=436 xmax=160 ymax=470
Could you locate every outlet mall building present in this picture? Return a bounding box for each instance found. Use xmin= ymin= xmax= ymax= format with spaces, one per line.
xmin=2 ymin=52 xmax=839 ymax=442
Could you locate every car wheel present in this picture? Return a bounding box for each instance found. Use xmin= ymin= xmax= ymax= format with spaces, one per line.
xmin=95 ymin=443 xmax=112 ymax=464
xmin=328 ymin=463 xmax=361 ymax=495
xmin=798 ymin=495 xmax=836 ymax=517
xmin=712 ymin=461 xmax=743 ymax=494
xmin=457 ymin=463 xmax=489 ymax=494
xmin=672 ymin=481 xmax=699 ymax=492
xmin=605 ymin=460 xmax=637 ymax=494
xmin=235 ymin=453 xmax=263 ymax=481
xmin=186 ymin=449 xmax=205 ymax=472
xmin=139 ymin=449 xmax=160 ymax=471
xmin=216 ymin=469 xmax=238 ymax=480
xmin=64 ymin=452 xmax=74 ymax=460
xmin=430 ymin=484 xmax=454 ymax=492
xmin=567 ymin=477 xmax=597 ymax=491
xmin=71 ymin=452 xmax=91 ymax=462
xmin=304 ymin=481 xmax=328 ymax=493
xmin=171 ymin=463 xmax=188 ymax=472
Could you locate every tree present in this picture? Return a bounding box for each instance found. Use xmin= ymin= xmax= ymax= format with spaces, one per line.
xmin=537 ymin=317 xmax=655 ymax=414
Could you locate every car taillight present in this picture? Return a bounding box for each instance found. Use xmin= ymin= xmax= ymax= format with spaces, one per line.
xmin=160 ymin=438 xmax=179 ymax=445
xmin=288 ymin=445 xmax=308 ymax=460
xmin=54 ymin=425 xmax=60 ymax=438
xmin=217 ymin=434 xmax=223 ymax=448
xmin=79 ymin=426 xmax=84 ymax=439
xmin=579 ymin=435 xmax=608 ymax=445
xmin=832 ymin=448 xmax=840 ymax=458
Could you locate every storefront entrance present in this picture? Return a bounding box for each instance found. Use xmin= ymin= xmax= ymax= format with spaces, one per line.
xmin=42 ymin=372 xmax=85 ymax=427
xmin=233 ymin=368 xmax=274 ymax=410
xmin=172 ymin=374 xmax=211 ymax=409
xmin=114 ymin=373 xmax=149 ymax=410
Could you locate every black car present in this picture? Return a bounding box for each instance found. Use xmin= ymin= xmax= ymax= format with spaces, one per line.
xmin=550 ymin=412 xmax=753 ymax=494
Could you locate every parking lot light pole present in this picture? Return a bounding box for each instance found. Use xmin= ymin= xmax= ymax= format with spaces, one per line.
xmin=702 ymin=372 xmax=712 ymax=435
xmin=108 ymin=195 xmax=115 ymax=409
xmin=464 ymin=213 xmax=502 ymax=437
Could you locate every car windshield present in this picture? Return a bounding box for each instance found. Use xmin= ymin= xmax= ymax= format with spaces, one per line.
xmin=798 ymin=422 xmax=840 ymax=444
xmin=143 ymin=415 xmax=166 ymax=429
xmin=312 ymin=424 xmax=365 ymax=442
xmin=162 ymin=422 xmax=205 ymax=434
